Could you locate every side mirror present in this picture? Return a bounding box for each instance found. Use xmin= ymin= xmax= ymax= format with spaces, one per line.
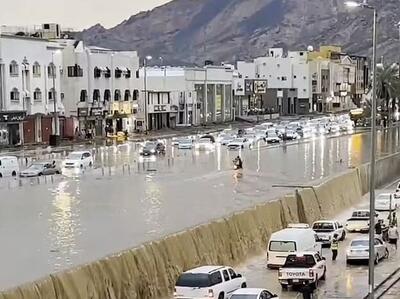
xmin=236 ymin=273 xmax=242 ymax=278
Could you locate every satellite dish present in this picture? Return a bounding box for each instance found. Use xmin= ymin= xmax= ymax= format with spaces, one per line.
xmin=307 ymin=45 xmax=314 ymax=52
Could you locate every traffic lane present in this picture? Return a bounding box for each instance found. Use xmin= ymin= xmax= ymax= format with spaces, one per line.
xmin=236 ymin=184 xmax=400 ymax=299
xmin=0 ymin=129 xmax=399 ymax=289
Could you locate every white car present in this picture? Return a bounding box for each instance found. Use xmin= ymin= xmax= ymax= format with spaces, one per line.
xmin=0 ymin=156 xmax=19 ymax=178
xmin=312 ymin=220 xmax=346 ymax=246
xmin=62 ymin=151 xmax=93 ymax=169
xmin=195 ymin=138 xmax=215 ymax=151
xmin=375 ymin=193 xmax=398 ymax=211
xmin=178 ymin=138 xmax=193 ymax=149
xmin=219 ymin=135 xmax=236 ymax=146
xmin=345 ymin=209 xmax=378 ymax=233
xmin=346 ymin=237 xmax=389 ymax=264
xmin=266 ymin=131 xmax=280 ymax=144
xmin=231 ymin=288 xmax=279 ymax=299
xmin=174 ymin=266 xmax=247 ymax=299
xmin=227 ymin=138 xmax=252 ymax=150
xmin=278 ymin=252 xmax=326 ymax=289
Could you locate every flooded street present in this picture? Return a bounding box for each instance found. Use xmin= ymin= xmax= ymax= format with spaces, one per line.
xmin=1 ymin=127 xmax=400 ymax=290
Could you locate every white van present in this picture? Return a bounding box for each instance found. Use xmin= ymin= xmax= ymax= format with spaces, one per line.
xmin=267 ymin=224 xmax=321 ymax=269
xmin=0 ymin=156 xmax=19 ymax=177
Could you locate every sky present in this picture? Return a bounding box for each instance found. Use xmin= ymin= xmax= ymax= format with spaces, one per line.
xmin=1 ymin=0 xmax=172 ymax=30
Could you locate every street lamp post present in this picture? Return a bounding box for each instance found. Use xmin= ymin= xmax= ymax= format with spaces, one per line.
xmin=51 ymin=52 xmax=59 ymax=136
xmin=143 ymin=55 xmax=152 ymax=132
xmin=345 ymin=1 xmax=377 ymax=298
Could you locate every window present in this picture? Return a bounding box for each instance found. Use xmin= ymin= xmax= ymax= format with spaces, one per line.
xmin=294 ymin=75 xmax=297 ymax=79
xmin=33 ymin=62 xmax=41 ymax=77
xmin=209 ymin=272 xmax=223 ymax=285
xmin=67 ymin=65 xmax=83 ymax=77
xmin=115 ymin=68 xmax=122 ymax=78
xmin=10 ymin=88 xmax=20 ymax=101
xmin=80 ymin=90 xmax=88 ymax=102
xmin=269 ymin=241 xmax=296 ymax=252
xmin=9 ymin=61 xmax=19 ymax=77
xmin=132 ymin=89 xmax=139 ymax=101
xmin=93 ymin=89 xmax=100 ymax=101
xmin=228 ymin=268 xmax=236 ymax=279
xmin=43 ymin=24 xmax=50 ymax=29
xmin=104 ymin=68 xmax=111 ymax=78
xmin=94 ymin=67 xmax=101 ymax=78
xmin=282 ymin=76 xmax=287 ymax=81
xmin=48 ymin=88 xmax=56 ymax=101
xmin=104 ymin=89 xmax=111 ymax=102
xmin=135 ymin=70 xmax=140 ymax=79
xmin=300 ymin=52 xmax=304 ymax=56
xmin=284 ymin=255 xmax=316 ymax=268
xmin=125 ymin=69 xmax=131 ymax=78
xmin=260 ymin=291 xmax=273 ymax=299
xmin=124 ymin=90 xmax=131 ymax=101
xmin=114 ymin=89 xmax=121 ymax=101
xmin=222 ymin=270 xmax=230 ymax=281
xmin=33 ymin=88 xmax=42 ymax=101
xmin=48 ymin=63 xmax=56 ymax=78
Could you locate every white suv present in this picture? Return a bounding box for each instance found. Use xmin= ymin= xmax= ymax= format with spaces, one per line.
xmin=174 ymin=265 xmax=247 ymax=299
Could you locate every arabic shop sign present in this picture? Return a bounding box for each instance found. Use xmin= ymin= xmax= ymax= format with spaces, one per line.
xmin=0 ymin=112 xmax=26 ymax=122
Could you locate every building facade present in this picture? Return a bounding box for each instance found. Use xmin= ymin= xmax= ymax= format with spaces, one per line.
xmin=61 ymin=41 xmax=140 ymax=136
xmin=0 ymin=34 xmax=64 ymax=145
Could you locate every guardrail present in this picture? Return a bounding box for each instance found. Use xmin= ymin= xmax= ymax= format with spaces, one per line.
xmin=363 ymin=267 xmax=400 ymax=299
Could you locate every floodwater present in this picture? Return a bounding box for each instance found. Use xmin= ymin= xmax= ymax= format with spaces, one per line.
xmin=1 ymin=127 xmax=400 ymax=290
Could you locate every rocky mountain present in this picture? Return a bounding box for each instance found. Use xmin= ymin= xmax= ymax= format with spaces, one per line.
xmin=78 ymin=0 xmax=400 ymax=65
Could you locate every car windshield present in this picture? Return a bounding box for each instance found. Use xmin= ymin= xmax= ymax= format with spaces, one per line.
xmin=313 ymin=222 xmax=334 ymax=231
xmin=351 ymin=240 xmax=369 ymax=247
xmin=269 ymin=241 xmax=296 ymax=252
xmin=199 ymin=138 xmax=211 ymax=144
xmin=231 ymin=295 xmax=258 ymax=299
xmin=67 ymin=153 xmax=82 ymax=160
xmin=352 ymin=211 xmax=369 ymax=218
xmin=176 ymin=273 xmax=210 ymax=288
xmin=283 ymin=255 xmax=316 ymax=268
xmin=180 ymin=139 xmax=191 ymax=144
xmin=144 ymin=142 xmax=157 ymax=148
xmin=28 ymin=164 xmax=45 ymax=170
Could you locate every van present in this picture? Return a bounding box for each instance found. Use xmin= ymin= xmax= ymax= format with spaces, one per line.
xmin=267 ymin=224 xmax=321 ymax=269
xmin=0 ymin=156 xmax=19 ymax=177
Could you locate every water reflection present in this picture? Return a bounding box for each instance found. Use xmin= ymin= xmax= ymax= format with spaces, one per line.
xmin=48 ymin=180 xmax=81 ymax=271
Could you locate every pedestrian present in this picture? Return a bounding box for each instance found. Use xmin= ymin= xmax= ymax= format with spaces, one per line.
xmin=388 ymin=224 xmax=399 ymax=250
xmin=375 ymin=220 xmax=382 ymax=237
xmin=392 ymin=212 xmax=398 ymax=227
xmin=331 ymin=233 xmax=339 ymax=261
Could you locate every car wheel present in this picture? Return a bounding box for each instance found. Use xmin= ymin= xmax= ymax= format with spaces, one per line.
xmin=11 ymin=171 xmax=16 ymax=177
xmin=89 ymin=162 xmax=93 ymax=167
xmin=281 ymin=284 xmax=288 ymax=291
xmin=241 ymin=282 xmax=247 ymax=288
xmin=218 ymin=292 xmax=224 ymax=299
xmin=341 ymin=231 xmax=346 ymax=241
xmin=321 ymin=268 xmax=326 ymax=280
xmin=384 ymin=249 xmax=389 ymax=259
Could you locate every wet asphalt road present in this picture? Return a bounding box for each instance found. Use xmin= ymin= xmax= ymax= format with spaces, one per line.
xmin=1 ymin=127 xmax=400 ymax=290
xmin=235 ymin=184 xmax=400 ymax=299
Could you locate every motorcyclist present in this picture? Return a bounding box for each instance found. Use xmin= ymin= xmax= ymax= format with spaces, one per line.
xmin=233 ymin=155 xmax=243 ymax=170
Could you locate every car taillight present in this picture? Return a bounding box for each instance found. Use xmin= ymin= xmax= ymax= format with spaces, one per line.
xmin=208 ymin=289 xmax=214 ymax=298
xmin=309 ymin=269 xmax=314 ymax=277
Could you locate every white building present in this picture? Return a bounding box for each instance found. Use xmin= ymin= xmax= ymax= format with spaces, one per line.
xmin=139 ymin=65 xmax=234 ymax=130
xmin=61 ymin=41 xmax=140 ymax=136
xmin=0 ymin=34 xmax=64 ymax=145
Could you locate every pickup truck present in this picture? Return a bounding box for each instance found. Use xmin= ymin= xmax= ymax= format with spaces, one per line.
xmin=278 ymin=252 xmax=326 ymax=290
xmin=312 ymin=220 xmax=346 ymax=246
xmin=345 ymin=210 xmax=379 ymax=233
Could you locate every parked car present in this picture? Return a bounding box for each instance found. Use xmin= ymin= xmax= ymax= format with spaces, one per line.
xmin=279 ymin=252 xmax=326 ymax=290
xmin=174 ymin=266 xmax=247 ymax=299
xmin=20 ymin=161 xmax=61 ymax=177
xmin=375 ymin=193 xmax=398 ymax=211
xmin=231 ymin=288 xmax=279 ymax=299
xmin=177 ymin=138 xmax=193 ymax=150
xmin=266 ymin=131 xmax=281 ymax=144
xmin=227 ymin=138 xmax=253 ymax=150
xmin=267 ymin=224 xmax=321 ymax=268
xmin=346 ymin=236 xmax=389 ymax=264
xmin=139 ymin=141 xmax=166 ymax=156
xmin=62 ymin=151 xmax=93 ymax=169
xmin=0 ymin=156 xmax=19 ymax=177
xmin=312 ymin=220 xmax=346 ymax=246
xmin=345 ymin=210 xmax=379 ymax=233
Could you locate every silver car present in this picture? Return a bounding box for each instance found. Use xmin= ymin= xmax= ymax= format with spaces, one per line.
xmin=20 ymin=162 xmax=61 ymax=177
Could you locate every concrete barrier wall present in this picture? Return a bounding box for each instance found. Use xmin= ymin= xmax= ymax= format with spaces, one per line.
xmin=3 ymin=152 xmax=400 ymax=299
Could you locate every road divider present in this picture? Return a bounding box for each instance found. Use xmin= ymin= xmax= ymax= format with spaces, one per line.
xmin=2 ymin=152 xmax=400 ymax=299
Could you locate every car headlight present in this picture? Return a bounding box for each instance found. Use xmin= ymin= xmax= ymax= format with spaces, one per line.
xmin=150 ymin=149 xmax=156 ymax=153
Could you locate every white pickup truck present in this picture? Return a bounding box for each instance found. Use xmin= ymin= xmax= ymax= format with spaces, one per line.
xmin=278 ymin=252 xmax=326 ymax=290
xmin=345 ymin=210 xmax=379 ymax=233
xmin=312 ymin=220 xmax=346 ymax=246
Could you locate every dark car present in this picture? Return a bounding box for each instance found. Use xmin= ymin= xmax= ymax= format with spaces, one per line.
xmin=139 ymin=141 xmax=165 ymax=156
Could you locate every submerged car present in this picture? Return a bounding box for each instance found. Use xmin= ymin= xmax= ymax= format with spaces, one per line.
xmin=139 ymin=141 xmax=166 ymax=156
xmin=195 ymin=137 xmax=215 ymax=151
xmin=231 ymin=288 xmax=279 ymax=299
xmin=177 ymin=138 xmax=193 ymax=149
xmin=20 ymin=161 xmax=61 ymax=177
xmin=227 ymin=138 xmax=252 ymax=150
xmin=62 ymin=151 xmax=93 ymax=169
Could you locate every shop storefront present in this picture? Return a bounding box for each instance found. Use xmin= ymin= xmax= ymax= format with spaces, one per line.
xmin=0 ymin=111 xmax=26 ymax=146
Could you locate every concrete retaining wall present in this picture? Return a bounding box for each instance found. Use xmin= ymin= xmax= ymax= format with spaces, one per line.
xmin=3 ymin=152 xmax=400 ymax=299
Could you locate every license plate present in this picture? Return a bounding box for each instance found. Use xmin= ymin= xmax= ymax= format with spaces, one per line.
xmin=293 ymin=279 xmax=299 ymax=283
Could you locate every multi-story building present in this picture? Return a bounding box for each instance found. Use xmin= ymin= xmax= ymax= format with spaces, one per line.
xmin=0 ymin=34 xmax=64 ymax=145
xmin=61 ymin=40 xmax=140 ymax=136
xmin=139 ymin=65 xmax=234 ymax=130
